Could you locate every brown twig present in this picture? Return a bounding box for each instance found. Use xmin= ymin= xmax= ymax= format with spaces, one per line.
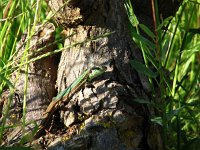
xmin=3 ymin=0 xmax=12 ymax=19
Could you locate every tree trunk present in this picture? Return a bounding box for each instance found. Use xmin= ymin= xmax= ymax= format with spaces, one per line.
xmin=44 ymin=0 xmax=180 ymax=149
xmin=1 ymin=23 xmax=58 ymax=145
xmin=1 ymin=0 xmax=179 ymax=149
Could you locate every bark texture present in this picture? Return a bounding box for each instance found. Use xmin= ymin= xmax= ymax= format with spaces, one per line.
xmin=45 ymin=0 xmax=165 ymax=150
xmin=45 ymin=0 xmax=179 ymax=149
xmin=0 ymin=23 xmax=58 ymax=145
xmin=0 ymin=0 xmax=180 ymax=149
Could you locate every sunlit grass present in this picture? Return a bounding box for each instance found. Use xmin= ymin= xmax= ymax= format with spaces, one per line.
xmin=125 ymin=0 xmax=200 ymax=149
xmin=0 ymin=0 xmax=50 ymax=143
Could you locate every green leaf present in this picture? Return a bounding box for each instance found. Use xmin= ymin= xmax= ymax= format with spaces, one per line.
xmin=182 ymin=28 xmax=200 ymax=50
xmin=156 ymin=16 xmax=173 ymax=31
xmin=133 ymin=98 xmax=154 ymax=105
xmin=139 ymin=24 xmax=156 ymax=40
xmin=124 ymin=0 xmax=139 ymax=27
xmin=166 ymin=107 xmax=184 ymax=121
xmin=130 ymin=59 xmax=157 ymax=78
xmin=0 ymin=73 xmax=14 ymax=89
xmin=151 ymin=117 xmax=163 ymax=126
xmin=129 ymin=25 xmax=156 ymax=51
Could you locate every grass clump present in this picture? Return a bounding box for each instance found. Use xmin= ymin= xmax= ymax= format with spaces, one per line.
xmin=0 ymin=0 xmax=51 ymax=144
xmin=125 ymin=0 xmax=200 ymax=149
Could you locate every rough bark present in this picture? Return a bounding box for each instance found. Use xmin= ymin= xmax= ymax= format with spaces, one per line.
xmin=44 ymin=0 xmax=170 ymax=150
xmin=0 ymin=0 xmax=180 ymax=149
xmin=44 ymin=0 xmax=179 ymax=149
xmin=0 ymin=23 xmax=58 ymax=145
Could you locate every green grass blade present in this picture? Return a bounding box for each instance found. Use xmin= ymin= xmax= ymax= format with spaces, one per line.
xmin=130 ymin=59 xmax=157 ymax=78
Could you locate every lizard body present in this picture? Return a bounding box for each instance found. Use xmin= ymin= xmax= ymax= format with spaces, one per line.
xmin=34 ymin=66 xmax=106 ymax=138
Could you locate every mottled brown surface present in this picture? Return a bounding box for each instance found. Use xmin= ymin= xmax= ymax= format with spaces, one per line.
xmin=45 ymin=0 xmax=179 ymax=150
xmin=14 ymin=23 xmax=57 ymax=124
xmin=0 ymin=0 xmax=180 ymax=149
xmin=1 ymin=23 xmax=58 ymax=145
xmin=46 ymin=0 xmax=157 ymax=150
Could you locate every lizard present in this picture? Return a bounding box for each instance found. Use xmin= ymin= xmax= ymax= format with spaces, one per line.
xmin=34 ymin=66 xmax=106 ymax=138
